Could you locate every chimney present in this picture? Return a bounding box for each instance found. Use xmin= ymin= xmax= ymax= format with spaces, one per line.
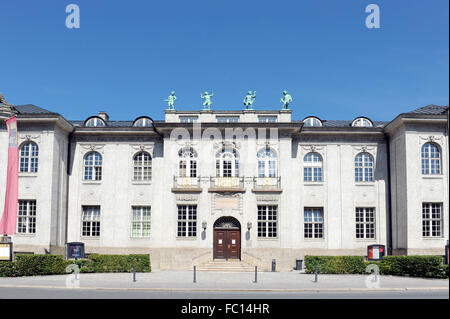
xmin=98 ymin=111 xmax=109 ymax=122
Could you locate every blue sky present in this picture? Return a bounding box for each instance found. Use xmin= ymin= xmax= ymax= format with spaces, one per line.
xmin=0 ymin=0 xmax=448 ymax=122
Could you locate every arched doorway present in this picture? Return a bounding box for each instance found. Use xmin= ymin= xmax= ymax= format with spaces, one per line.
xmin=213 ymin=217 xmax=241 ymax=260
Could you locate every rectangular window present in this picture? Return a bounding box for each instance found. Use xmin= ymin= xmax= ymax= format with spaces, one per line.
xmin=422 ymin=203 xmax=443 ymax=237
xmin=257 ymin=205 xmax=277 ymax=238
xmin=258 ymin=116 xmax=277 ymax=123
xmin=304 ymin=208 xmax=323 ymax=239
xmin=17 ymin=200 xmax=36 ymax=234
xmin=180 ymin=116 xmax=198 ymax=123
xmin=217 ymin=116 xmax=239 ymax=123
xmin=131 ymin=206 xmax=151 ymax=238
xmin=81 ymin=206 xmax=101 ymax=237
xmin=177 ymin=205 xmax=197 ymax=237
xmin=355 ymin=208 xmax=375 ymax=239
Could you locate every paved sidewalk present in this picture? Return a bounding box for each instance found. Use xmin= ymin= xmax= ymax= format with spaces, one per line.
xmin=0 ymin=271 xmax=448 ymax=292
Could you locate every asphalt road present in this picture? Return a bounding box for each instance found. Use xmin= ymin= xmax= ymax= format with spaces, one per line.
xmin=0 ymin=287 xmax=448 ymax=299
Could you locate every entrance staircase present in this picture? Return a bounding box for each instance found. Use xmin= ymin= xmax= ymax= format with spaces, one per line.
xmin=195 ymin=259 xmax=256 ymax=272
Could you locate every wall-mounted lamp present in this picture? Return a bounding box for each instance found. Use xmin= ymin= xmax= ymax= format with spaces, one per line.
xmin=202 ymin=222 xmax=207 ymax=231
xmin=247 ymin=222 xmax=252 ymax=230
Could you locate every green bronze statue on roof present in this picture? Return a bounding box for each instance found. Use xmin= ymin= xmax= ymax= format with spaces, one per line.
xmin=280 ymin=90 xmax=292 ymax=109
xmin=201 ymin=91 xmax=214 ymax=110
xmin=243 ymin=91 xmax=256 ymax=110
xmin=164 ymin=91 xmax=177 ymax=110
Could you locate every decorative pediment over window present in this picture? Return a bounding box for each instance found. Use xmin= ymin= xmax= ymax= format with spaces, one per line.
xmin=352 ymin=145 xmax=376 ymax=156
xmin=214 ymin=141 xmax=240 ymax=150
xmin=300 ymin=144 xmax=325 ymax=157
xmin=80 ymin=143 xmax=106 ymax=154
xmin=130 ymin=143 xmax=155 ymax=157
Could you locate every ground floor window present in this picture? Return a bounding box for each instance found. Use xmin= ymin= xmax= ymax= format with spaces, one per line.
xmin=356 ymin=207 xmax=375 ymax=239
xmin=17 ymin=200 xmax=36 ymax=234
xmin=177 ymin=205 xmax=197 ymax=237
xmin=257 ymin=205 xmax=277 ymax=238
xmin=82 ymin=206 xmax=100 ymax=237
xmin=422 ymin=203 xmax=443 ymax=237
xmin=304 ymin=208 xmax=323 ymax=239
xmin=131 ymin=206 xmax=151 ymax=237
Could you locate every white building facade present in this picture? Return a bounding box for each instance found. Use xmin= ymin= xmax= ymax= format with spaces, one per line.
xmin=0 ymin=100 xmax=448 ymax=270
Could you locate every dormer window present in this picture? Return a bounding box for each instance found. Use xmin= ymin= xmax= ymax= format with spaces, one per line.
xmin=351 ymin=117 xmax=373 ymax=127
xmin=84 ymin=117 xmax=106 ymax=127
xmin=133 ymin=117 xmax=152 ymax=127
xmin=303 ymin=117 xmax=323 ymax=127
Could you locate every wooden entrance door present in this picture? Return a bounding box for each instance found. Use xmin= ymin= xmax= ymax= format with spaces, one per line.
xmin=213 ymin=229 xmax=241 ymax=260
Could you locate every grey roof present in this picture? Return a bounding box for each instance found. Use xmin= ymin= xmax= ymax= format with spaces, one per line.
xmin=406 ymin=104 xmax=448 ymax=115
xmin=15 ymin=104 xmax=55 ymax=115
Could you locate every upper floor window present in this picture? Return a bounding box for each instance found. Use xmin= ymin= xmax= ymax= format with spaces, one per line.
xmin=133 ymin=151 xmax=152 ymax=181
xmin=84 ymin=152 xmax=102 ymax=181
xmin=19 ymin=142 xmax=39 ymax=173
xmin=217 ymin=116 xmax=239 ymax=123
xmin=355 ymin=152 xmax=374 ymax=182
xmin=133 ymin=117 xmax=152 ymax=127
xmin=180 ymin=116 xmax=198 ymax=123
xmin=304 ymin=152 xmax=322 ymax=182
xmin=178 ymin=147 xmax=198 ymax=178
xmin=258 ymin=116 xmax=278 ymax=123
xmin=84 ymin=117 xmax=106 ymax=127
xmin=257 ymin=148 xmax=277 ymax=178
xmin=303 ymin=117 xmax=323 ymax=127
xmin=421 ymin=143 xmax=441 ymax=175
xmin=351 ymin=117 xmax=373 ymax=127
xmin=216 ymin=148 xmax=239 ymax=177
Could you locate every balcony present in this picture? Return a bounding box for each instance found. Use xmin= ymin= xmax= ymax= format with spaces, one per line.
xmin=208 ymin=177 xmax=245 ymax=193
xmin=171 ymin=176 xmax=202 ymax=193
xmin=252 ymin=177 xmax=282 ymax=193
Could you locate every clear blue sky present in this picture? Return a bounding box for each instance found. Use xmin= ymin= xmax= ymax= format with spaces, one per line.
xmin=0 ymin=0 xmax=448 ymax=122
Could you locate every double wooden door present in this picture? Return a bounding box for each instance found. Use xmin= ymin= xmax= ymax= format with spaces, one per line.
xmin=213 ymin=229 xmax=241 ymax=260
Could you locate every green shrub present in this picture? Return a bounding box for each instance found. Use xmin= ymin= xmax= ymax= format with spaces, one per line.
xmin=0 ymin=254 xmax=151 ymax=277
xmin=304 ymin=255 xmax=448 ymax=278
xmin=0 ymin=261 xmax=16 ymax=277
xmin=381 ymin=255 xmax=446 ymax=278
xmin=14 ymin=255 xmax=67 ymax=276
xmin=304 ymin=256 xmax=366 ymax=274
xmin=76 ymin=254 xmax=151 ymax=273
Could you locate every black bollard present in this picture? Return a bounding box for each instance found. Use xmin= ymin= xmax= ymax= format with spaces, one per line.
xmin=254 ymin=266 xmax=257 ymax=283
xmin=193 ymin=265 xmax=196 ymax=283
xmin=314 ymin=266 xmax=318 ymax=283
xmin=133 ymin=265 xmax=136 ymax=282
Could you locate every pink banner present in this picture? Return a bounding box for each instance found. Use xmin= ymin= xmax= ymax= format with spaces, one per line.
xmin=0 ymin=116 xmax=19 ymax=235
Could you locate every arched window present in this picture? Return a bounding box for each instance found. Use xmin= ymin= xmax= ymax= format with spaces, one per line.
xmin=257 ymin=148 xmax=277 ymax=178
xmin=133 ymin=152 xmax=152 ymax=181
xmin=421 ymin=143 xmax=441 ymax=175
xmin=355 ymin=152 xmax=374 ymax=182
xmin=133 ymin=117 xmax=152 ymax=127
xmin=84 ymin=117 xmax=106 ymax=127
xmin=352 ymin=117 xmax=373 ymax=127
xmin=303 ymin=117 xmax=323 ymax=127
xmin=178 ymin=147 xmax=198 ymax=178
xmin=303 ymin=152 xmax=322 ymax=182
xmin=20 ymin=142 xmax=39 ymax=173
xmin=84 ymin=152 xmax=103 ymax=181
xmin=216 ymin=148 xmax=239 ymax=177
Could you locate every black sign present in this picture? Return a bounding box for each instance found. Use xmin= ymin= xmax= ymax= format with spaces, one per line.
xmin=66 ymin=242 xmax=85 ymax=259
